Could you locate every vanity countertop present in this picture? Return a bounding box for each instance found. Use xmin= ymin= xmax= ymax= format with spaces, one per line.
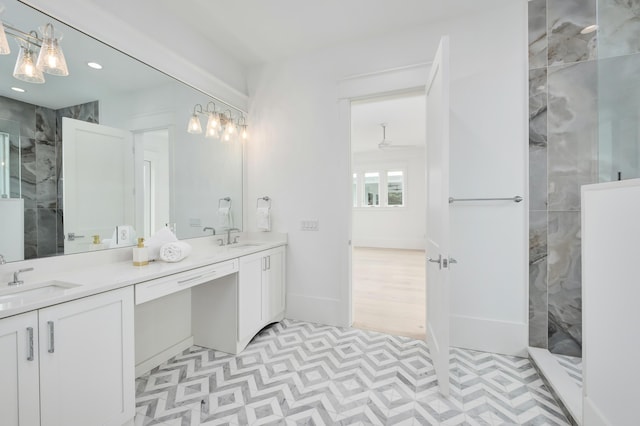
xmin=0 ymin=234 xmax=287 ymax=320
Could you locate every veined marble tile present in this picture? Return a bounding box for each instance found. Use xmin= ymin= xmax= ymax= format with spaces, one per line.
xmin=529 ymin=211 xmax=548 ymax=349
xmin=598 ymin=0 xmax=640 ymax=58
xmin=35 ymin=106 xmax=56 ymax=142
xmin=547 ymin=61 xmax=598 ymax=211
xmin=0 ymin=95 xmax=36 ymax=141
xmin=20 ymin=138 xmax=36 ymax=209
xmin=529 ymin=0 xmax=547 ymax=69
xmin=37 ymin=208 xmax=58 ymax=258
xmin=35 ymin=140 xmax=57 ymax=208
xmin=529 ymin=68 xmax=548 ymax=210
xmin=24 ymin=208 xmax=37 ymax=260
xmin=547 ymin=211 xmax=582 ymax=357
xmin=548 ymin=0 xmax=597 ymax=65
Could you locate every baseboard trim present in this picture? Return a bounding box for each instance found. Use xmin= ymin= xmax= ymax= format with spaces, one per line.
xmin=528 ymin=347 xmax=582 ymax=425
xmin=451 ymin=314 xmax=527 ymax=357
xmin=286 ymin=293 xmax=344 ymax=327
xmin=135 ymin=336 xmax=194 ymax=377
xmin=583 ymin=397 xmax=607 ymax=426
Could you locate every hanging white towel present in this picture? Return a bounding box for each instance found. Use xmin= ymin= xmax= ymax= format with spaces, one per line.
xmin=159 ymin=241 xmax=192 ymax=262
xmin=146 ymin=226 xmax=179 ymax=260
xmin=257 ymin=207 xmax=271 ymax=232
xmin=218 ymin=206 xmax=232 ymax=228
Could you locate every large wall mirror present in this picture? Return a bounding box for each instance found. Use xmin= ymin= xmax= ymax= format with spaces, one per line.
xmin=0 ymin=0 xmax=244 ymax=262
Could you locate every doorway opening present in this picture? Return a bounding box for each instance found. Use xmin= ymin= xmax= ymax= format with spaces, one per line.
xmin=350 ymin=91 xmax=426 ymax=340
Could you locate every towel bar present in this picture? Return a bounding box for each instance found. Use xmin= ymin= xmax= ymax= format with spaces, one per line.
xmin=257 ymin=196 xmax=271 ymax=208
xmin=448 ymin=196 xmax=523 ymax=204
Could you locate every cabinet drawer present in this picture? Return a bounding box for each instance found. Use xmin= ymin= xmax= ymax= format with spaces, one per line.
xmin=135 ymin=259 xmax=238 ymax=305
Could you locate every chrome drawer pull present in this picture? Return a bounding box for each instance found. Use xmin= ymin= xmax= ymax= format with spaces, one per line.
xmin=47 ymin=321 xmax=55 ymax=353
xmin=27 ymin=327 xmax=34 ymax=361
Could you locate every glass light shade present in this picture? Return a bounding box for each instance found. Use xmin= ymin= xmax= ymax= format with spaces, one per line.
xmin=206 ymin=113 xmax=218 ymax=130
xmin=37 ymin=38 xmax=69 ymax=76
xmin=241 ymin=126 xmax=249 ymax=140
xmin=223 ymin=132 xmax=230 ymax=141
xmin=187 ymin=114 xmax=202 ymax=134
xmin=227 ymin=122 xmax=235 ymax=134
xmin=0 ymin=21 xmax=10 ymax=55
xmin=13 ymin=46 xmax=45 ymax=84
xmin=205 ymin=124 xmax=218 ymax=139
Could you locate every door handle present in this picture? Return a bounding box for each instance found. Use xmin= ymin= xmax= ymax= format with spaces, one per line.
xmin=67 ymin=233 xmax=85 ymax=241
xmin=427 ymin=254 xmax=443 ymax=269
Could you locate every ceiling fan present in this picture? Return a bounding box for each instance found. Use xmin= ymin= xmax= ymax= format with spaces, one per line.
xmin=377 ymin=123 xmax=418 ymax=150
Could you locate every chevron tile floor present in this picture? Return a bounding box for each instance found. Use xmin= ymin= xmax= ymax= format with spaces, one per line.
xmin=134 ymin=319 xmax=570 ymax=425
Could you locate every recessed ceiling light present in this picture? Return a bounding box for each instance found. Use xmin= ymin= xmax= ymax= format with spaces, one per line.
xmin=11 ymin=87 xmax=26 ymax=93
xmin=580 ymin=24 xmax=598 ymax=35
xmin=87 ymin=62 xmax=103 ymax=70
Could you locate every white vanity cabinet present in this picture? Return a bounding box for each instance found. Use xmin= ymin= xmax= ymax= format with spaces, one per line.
xmin=0 ymin=311 xmax=40 ymax=426
xmin=0 ymin=287 xmax=134 ymax=426
xmin=238 ymin=246 xmax=285 ymax=343
xmin=192 ymin=245 xmax=286 ymax=354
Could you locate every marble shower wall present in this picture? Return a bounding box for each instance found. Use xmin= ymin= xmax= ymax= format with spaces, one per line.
xmin=528 ymin=0 xmax=597 ymax=357
xmin=0 ymin=96 xmax=98 ymax=259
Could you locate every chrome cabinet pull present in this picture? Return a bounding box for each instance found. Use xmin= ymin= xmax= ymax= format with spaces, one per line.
xmin=26 ymin=327 xmax=34 ymax=361
xmin=178 ymin=274 xmax=203 ymax=285
xmin=47 ymin=321 xmax=55 ymax=353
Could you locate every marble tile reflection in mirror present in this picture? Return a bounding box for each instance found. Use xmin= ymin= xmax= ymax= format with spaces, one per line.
xmin=0 ymin=0 xmax=243 ymax=262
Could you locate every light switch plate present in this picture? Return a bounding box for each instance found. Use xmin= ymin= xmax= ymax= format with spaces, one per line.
xmin=301 ymin=219 xmax=319 ymax=231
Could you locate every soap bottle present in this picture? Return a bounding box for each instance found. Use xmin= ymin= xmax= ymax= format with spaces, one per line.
xmin=133 ymin=237 xmax=149 ymax=266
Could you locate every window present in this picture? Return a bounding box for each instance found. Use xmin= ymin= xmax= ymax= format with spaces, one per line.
xmin=364 ymin=172 xmax=380 ymax=206
xmin=387 ymin=171 xmax=404 ymax=206
xmin=352 ymin=173 xmax=358 ymax=207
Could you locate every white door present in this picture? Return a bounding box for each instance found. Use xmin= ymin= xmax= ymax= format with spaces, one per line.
xmin=426 ymin=36 xmax=451 ymax=396
xmin=0 ymin=311 xmax=40 ymax=426
xmin=62 ymin=118 xmax=134 ymax=254
xmin=238 ymin=252 xmax=264 ymax=342
xmin=263 ymin=247 xmax=285 ymax=320
xmin=39 ymin=287 xmax=135 ymax=426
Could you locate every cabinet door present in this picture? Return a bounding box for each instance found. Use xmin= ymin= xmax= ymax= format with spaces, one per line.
xmin=39 ymin=287 xmax=135 ymax=426
xmin=238 ymin=252 xmax=264 ymax=342
xmin=0 ymin=311 xmax=40 ymax=426
xmin=263 ymin=247 xmax=285 ymax=321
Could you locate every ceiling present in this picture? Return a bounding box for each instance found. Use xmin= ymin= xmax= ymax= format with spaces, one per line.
xmin=351 ymin=93 xmax=425 ymax=153
xmin=0 ymin=1 xmax=171 ymax=109
xmin=74 ymin=0 xmax=506 ymax=67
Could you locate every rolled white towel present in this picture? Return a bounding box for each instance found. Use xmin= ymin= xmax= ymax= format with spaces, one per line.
xmin=146 ymin=227 xmax=178 ymax=260
xmin=257 ymin=207 xmax=271 ymax=232
xmin=159 ymin=241 xmax=192 ymax=262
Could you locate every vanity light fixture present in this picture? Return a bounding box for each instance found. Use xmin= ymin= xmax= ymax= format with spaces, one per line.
xmin=87 ymin=61 xmax=103 ymax=70
xmin=187 ymin=102 xmax=248 ymax=141
xmin=187 ymin=104 xmax=204 ymax=134
xmin=2 ymin=20 xmax=70 ymax=83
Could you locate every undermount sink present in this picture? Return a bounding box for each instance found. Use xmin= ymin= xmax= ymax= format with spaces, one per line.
xmin=0 ymin=281 xmax=81 ymax=310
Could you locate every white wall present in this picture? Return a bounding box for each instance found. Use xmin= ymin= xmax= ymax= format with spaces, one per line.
xmin=247 ymin=0 xmax=529 ymax=354
xmin=352 ymin=148 xmax=426 ymax=250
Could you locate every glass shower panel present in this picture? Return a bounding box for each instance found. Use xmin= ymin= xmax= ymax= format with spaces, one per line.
xmin=0 ymin=132 xmax=9 ymax=198
xmin=597 ymin=53 xmax=640 ymax=182
xmin=597 ymin=0 xmax=640 ymax=181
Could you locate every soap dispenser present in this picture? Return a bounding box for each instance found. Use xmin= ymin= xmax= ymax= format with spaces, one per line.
xmin=133 ymin=237 xmax=149 ymax=266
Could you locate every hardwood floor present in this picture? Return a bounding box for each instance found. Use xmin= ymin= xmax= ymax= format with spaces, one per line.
xmin=352 ymin=247 xmax=426 ymax=340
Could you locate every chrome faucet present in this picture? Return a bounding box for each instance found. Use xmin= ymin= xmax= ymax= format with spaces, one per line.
xmin=226 ymin=228 xmax=240 ymax=245
xmin=203 ymin=227 xmax=216 ymax=235
xmin=8 ymin=267 xmax=34 ymax=287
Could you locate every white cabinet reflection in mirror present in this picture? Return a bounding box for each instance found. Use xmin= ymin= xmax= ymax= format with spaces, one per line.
xmin=0 ymin=287 xmax=134 ymax=426
xmin=63 ymin=118 xmax=135 ymax=254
